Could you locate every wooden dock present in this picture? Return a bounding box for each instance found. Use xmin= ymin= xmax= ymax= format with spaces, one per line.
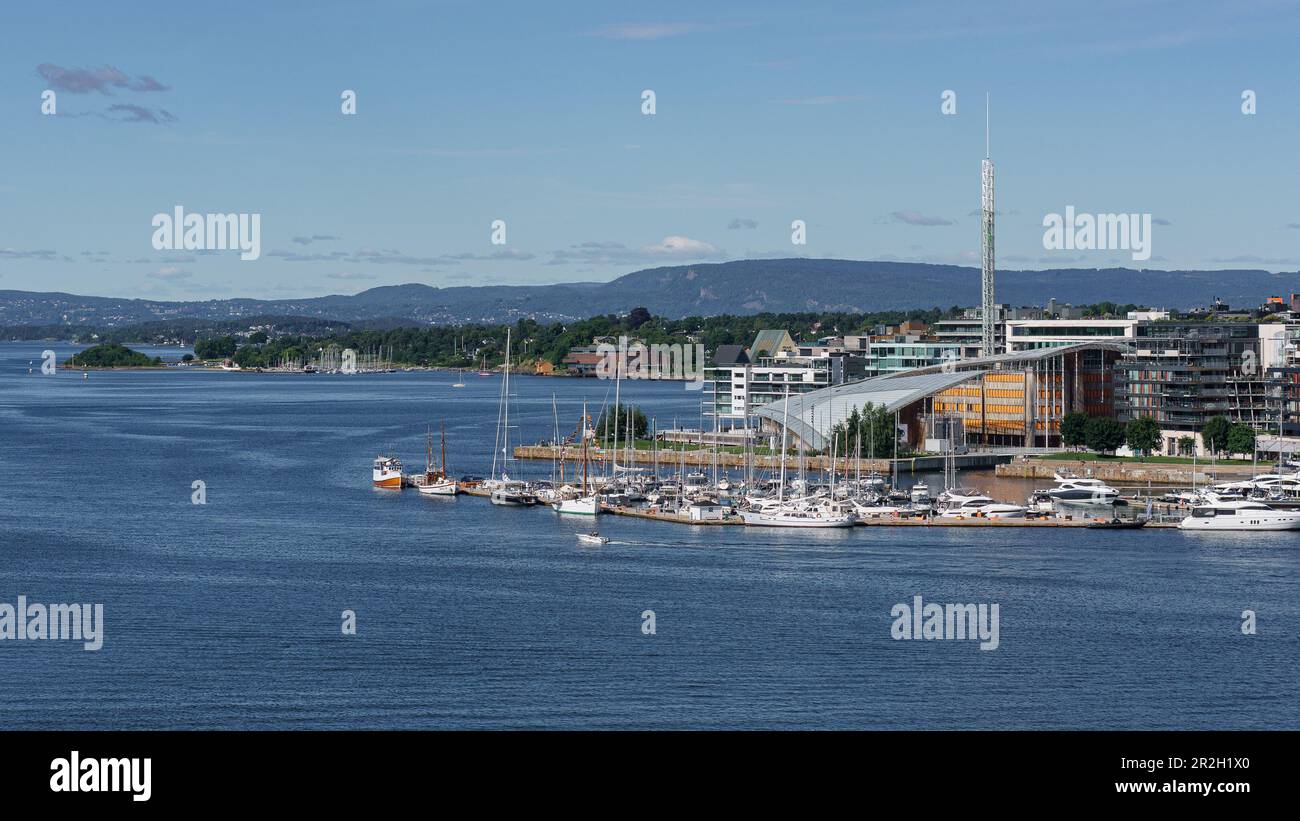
xmin=407 ymin=482 xmax=1175 ymax=528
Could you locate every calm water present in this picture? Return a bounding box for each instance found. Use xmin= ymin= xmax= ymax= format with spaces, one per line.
xmin=1 ymin=342 xmax=1296 ymax=729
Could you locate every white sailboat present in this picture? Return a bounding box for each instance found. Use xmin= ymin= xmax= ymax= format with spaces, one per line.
xmin=741 ymin=385 xmax=855 ymax=528
xmin=489 ymin=328 xmax=537 ymax=507
xmin=416 ymin=423 xmax=458 ymax=496
xmin=554 ymin=401 xmax=600 ymax=515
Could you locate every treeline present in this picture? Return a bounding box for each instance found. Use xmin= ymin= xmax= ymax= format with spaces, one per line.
xmin=1062 ymin=413 xmax=1257 ymax=458
xmin=189 ymin=307 xmax=954 ymax=369
xmin=3 ymin=316 xmax=362 ymax=345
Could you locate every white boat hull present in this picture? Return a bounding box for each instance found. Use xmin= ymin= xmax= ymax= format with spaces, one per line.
xmin=1179 ymin=515 xmax=1300 ymax=531
xmin=417 ymin=480 xmax=458 ymax=496
xmin=553 ymin=496 xmax=599 ymax=515
xmin=741 ymin=510 xmax=856 ymax=528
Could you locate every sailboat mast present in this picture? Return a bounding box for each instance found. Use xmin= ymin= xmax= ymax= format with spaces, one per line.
xmin=612 ymin=344 xmax=621 ymax=479
xmin=581 ymin=401 xmax=589 ymax=493
xmin=778 ymin=384 xmax=790 ymax=502
xmin=502 ymin=328 xmax=511 ymax=480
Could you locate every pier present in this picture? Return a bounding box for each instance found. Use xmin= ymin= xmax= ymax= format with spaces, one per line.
xmin=401 ymin=477 xmax=1179 ymax=528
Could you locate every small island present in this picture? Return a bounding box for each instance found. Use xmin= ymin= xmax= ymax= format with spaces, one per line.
xmin=66 ymin=343 xmax=163 ymax=369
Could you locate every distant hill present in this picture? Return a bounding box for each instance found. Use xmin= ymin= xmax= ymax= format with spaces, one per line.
xmin=2 ymin=259 xmax=1296 ymax=327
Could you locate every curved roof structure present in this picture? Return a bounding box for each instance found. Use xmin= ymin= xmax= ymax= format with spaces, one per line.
xmin=754 ymin=370 xmax=984 ymax=451
xmin=753 ymin=341 xmax=1124 ymax=450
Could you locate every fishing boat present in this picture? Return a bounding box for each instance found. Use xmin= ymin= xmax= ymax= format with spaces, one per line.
xmin=576 ymin=532 xmax=609 ymax=546
xmin=371 ymin=455 xmax=403 ymax=489
xmin=416 ymin=424 xmax=459 ymax=496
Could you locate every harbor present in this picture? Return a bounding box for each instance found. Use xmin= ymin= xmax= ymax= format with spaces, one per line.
xmin=368 ymin=328 xmax=1300 ymax=536
xmin=394 ymin=478 xmax=1185 ymax=528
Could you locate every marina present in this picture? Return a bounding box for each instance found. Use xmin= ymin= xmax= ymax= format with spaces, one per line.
xmin=6 ymin=342 xmax=1298 ymax=733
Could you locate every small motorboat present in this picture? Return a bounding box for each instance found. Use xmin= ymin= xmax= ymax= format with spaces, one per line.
xmin=576 ymin=532 xmax=609 ymax=545
xmin=1085 ymin=518 xmax=1147 ymax=529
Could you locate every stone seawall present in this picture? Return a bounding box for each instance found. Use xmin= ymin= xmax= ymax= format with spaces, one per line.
xmin=514 ymin=445 xmax=1010 ymax=474
xmin=995 ymin=459 xmax=1261 ymax=487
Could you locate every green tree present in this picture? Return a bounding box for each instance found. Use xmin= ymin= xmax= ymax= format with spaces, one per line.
xmin=1124 ymin=416 xmax=1161 ymax=457
xmin=1225 ymin=424 xmax=1256 ymax=458
xmin=1084 ymin=416 xmax=1125 ymax=455
xmin=595 ymin=404 xmax=648 ymax=441
xmin=1061 ymin=412 xmax=1089 ymax=449
xmin=67 ymin=343 xmax=156 ymax=368
xmin=248 ymin=331 xmax=269 ymax=344
xmin=1177 ymin=436 xmax=1195 ymax=456
xmin=1201 ymin=415 xmax=1231 ymax=456
xmin=829 ymin=402 xmax=902 ymax=458
xmin=194 ymin=335 xmax=238 ymax=359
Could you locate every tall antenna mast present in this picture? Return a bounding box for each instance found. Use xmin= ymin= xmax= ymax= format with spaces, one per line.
xmin=980 ymin=92 xmax=996 ymax=356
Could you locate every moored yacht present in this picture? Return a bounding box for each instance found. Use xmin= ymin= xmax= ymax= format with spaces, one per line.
xmin=1178 ymin=496 xmax=1300 ymax=531
xmin=740 ymin=504 xmax=856 ymax=528
xmin=937 ymin=487 xmax=1026 ymax=518
xmin=490 ymin=478 xmax=537 ymax=506
xmin=1041 ymin=473 xmax=1120 ymax=504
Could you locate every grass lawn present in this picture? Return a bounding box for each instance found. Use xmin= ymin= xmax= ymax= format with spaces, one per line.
xmin=1034 ymin=452 xmax=1262 ymax=466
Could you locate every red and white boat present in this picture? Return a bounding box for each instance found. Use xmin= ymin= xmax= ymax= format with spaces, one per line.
xmin=372 ymin=455 xmax=403 ymax=489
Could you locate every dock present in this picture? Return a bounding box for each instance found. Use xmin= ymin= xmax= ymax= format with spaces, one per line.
xmin=399 ymin=476 xmax=1177 ymax=528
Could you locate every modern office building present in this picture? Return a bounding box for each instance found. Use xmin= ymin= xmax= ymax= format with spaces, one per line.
xmin=1114 ymin=321 xmax=1294 ymax=455
xmin=1005 ymin=318 xmax=1140 ymax=351
xmin=703 ymin=330 xmax=865 ymax=425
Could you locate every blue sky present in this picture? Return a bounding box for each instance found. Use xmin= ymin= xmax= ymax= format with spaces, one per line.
xmin=3 ymin=0 xmax=1299 ymax=300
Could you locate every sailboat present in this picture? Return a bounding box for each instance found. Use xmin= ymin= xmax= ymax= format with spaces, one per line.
xmin=417 ymin=423 xmax=459 ymax=496
xmin=554 ymin=402 xmax=600 ymax=515
xmin=740 ymin=386 xmax=855 ymax=527
xmin=489 ymin=329 xmax=537 ymax=506
xmin=478 ymin=355 xmax=491 ymax=377
xmin=452 ymin=369 xmax=466 ymax=388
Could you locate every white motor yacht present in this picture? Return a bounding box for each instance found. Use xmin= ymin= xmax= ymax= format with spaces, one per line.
xmin=1040 ymin=473 xmax=1120 ymax=504
xmin=1179 ymin=495 xmax=1300 ymax=531
xmin=938 ymin=488 xmax=1026 ymax=519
